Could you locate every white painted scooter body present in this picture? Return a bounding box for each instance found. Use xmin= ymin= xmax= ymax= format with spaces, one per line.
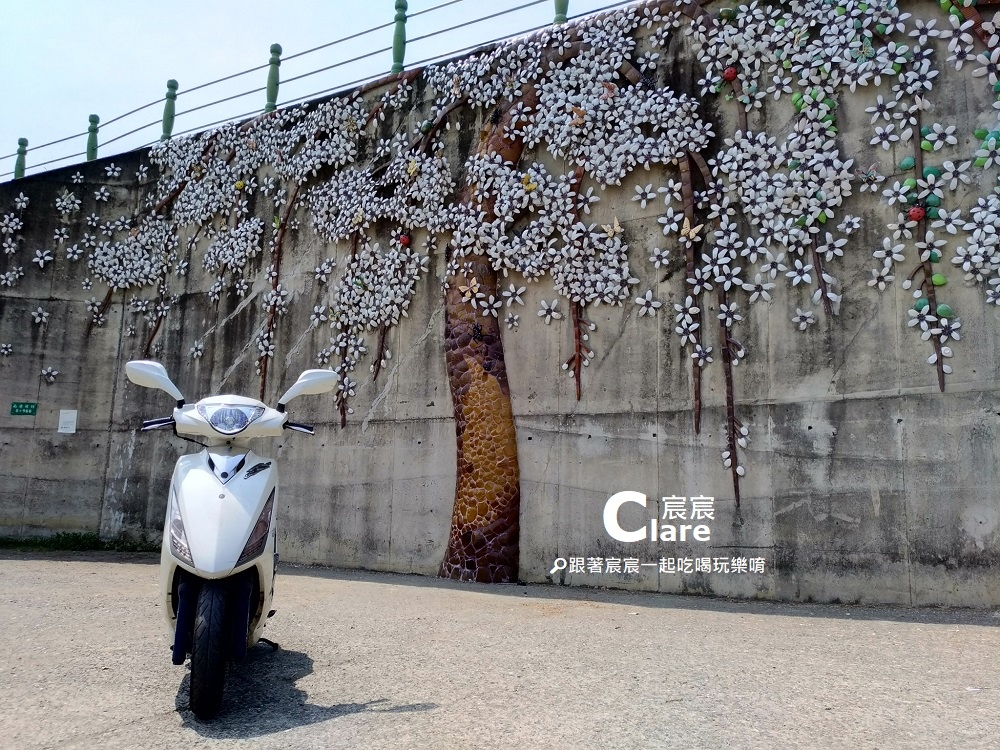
xmin=125 ymin=361 xmax=339 ymax=652
xmin=158 ymin=439 xmax=279 ymax=647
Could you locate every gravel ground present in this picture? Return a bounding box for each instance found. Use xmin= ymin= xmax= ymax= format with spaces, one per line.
xmin=1 ymin=551 xmax=998 ymax=750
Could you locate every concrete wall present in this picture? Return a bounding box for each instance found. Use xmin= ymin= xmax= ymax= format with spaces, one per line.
xmin=2 ymin=1 xmax=1000 ymax=605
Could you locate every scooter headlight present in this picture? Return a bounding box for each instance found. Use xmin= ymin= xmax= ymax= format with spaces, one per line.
xmin=197 ymin=404 xmax=265 ymax=435
xmin=169 ymin=488 xmax=193 ymax=566
xmin=237 ymin=488 xmax=275 ymax=566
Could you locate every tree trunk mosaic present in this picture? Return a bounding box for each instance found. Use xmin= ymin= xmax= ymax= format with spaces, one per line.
xmin=441 ymin=258 xmax=521 ymax=582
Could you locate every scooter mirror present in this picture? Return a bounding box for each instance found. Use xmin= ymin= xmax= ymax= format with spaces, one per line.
xmin=277 ymin=369 xmax=339 ymax=409
xmin=125 ymin=360 xmax=185 ymax=403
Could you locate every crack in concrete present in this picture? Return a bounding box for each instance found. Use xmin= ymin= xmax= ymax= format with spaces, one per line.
xmin=829 ymin=300 xmax=882 ymax=390
xmin=198 ymin=289 xmax=260 ymax=341
xmin=538 ymin=427 xmax=559 ymax=483
xmin=774 ymin=497 xmax=860 ymax=525
xmin=220 ymin=336 xmax=258 ymax=388
xmin=284 ymin=318 xmax=324 ymax=367
xmin=362 ymin=361 xmax=400 ymax=433
xmin=361 ymin=308 xmax=442 ymax=433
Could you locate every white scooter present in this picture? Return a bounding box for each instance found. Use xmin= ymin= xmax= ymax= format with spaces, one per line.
xmin=125 ymin=360 xmax=338 ymax=719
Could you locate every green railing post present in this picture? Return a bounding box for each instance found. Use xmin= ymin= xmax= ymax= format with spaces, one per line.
xmin=391 ymin=0 xmax=408 ymax=74
xmin=161 ymin=80 xmax=178 ymax=141
xmin=86 ymin=115 xmax=100 ymax=161
xmin=14 ymin=138 xmax=27 ymax=179
xmin=554 ymin=0 xmax=569 ymax=24
xmin=265 ymin=44 xmax=282 ymax=113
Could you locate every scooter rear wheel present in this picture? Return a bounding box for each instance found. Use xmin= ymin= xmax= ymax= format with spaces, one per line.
xmin=189 ymin=580 xmax=228 ymax=719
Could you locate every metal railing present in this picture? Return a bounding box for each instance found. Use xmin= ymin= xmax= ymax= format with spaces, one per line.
xmin=0 ymin=0 xmax=632 ymax=181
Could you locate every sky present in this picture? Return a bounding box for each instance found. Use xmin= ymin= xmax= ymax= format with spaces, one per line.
xmin=1 ymin=0 xmax=625 ymax=181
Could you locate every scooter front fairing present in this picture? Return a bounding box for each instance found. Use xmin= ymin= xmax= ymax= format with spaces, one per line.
xmin=159 ymin=445 xmax=278 ymax=640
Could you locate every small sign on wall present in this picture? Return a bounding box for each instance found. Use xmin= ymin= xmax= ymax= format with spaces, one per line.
xmin=10 ymin=402 xmax=37 ymax=416
xmin=58 ymin=410 xmax=78 ymax=434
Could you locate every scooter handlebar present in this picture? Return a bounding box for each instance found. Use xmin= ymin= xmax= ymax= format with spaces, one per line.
xmin=283 ymin=421 xmax=315 ymax=435
xmin=141 ymin=417 xmax=176 ymax=431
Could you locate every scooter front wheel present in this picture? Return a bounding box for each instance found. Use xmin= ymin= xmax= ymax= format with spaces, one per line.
xmin=189 ymin=580 xmax=228 ymax=719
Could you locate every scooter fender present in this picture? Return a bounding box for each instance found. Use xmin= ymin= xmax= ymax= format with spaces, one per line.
xmin=171 ymin=449 xmax=278 ymax=577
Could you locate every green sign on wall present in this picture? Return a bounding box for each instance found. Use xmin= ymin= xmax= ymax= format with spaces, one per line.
xmin=10 ymin=402 xmax=37 ymax=416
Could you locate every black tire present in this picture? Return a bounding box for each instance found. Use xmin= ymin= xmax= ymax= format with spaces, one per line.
xmin=189 ymin=581 xmax=228 ymax=719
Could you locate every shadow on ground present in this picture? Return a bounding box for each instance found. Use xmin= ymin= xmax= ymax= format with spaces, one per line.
xmin=176 ymin=644 xmax=436 ymax=738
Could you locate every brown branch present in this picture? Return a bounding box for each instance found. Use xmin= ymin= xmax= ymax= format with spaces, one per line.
xmin=416 ymin=98 xmax=468 ymax=154
xmin=357 ymin=66 xmax=426 ymax=99
xmin=731 ymin=79 xmax=750 ymax=133
xmin=809 ymin=239 xmax=833 ymax=317
xmin=571 ymin=303 xmax=583 ymax=401
xmin=716 ymin=283 xmax=742 ymax=508
xmin=559 ymin=165 xmax=589 ymax=400
xmin=141 ymin=244 xmax=177 ymax=358
xmin=689 ymin=127 xmax=744 ymax=504
xmin=688 ymin=150 xmax=714 ymax=186
xmin=334 ymin=231 xmax=363 ymax=428
xmin=257 ymin=184 xmax=302 ymax=400
xmin=958 ymin=4 xmax=1000 ymax=48
xmin=257 ymin=344 xmax=271 ymax=403
xmin=372 ymin=323 xmax=390 ymax=381
xmin=910 ymin=109 xmax=946 ymax=392
xmin=153 ymin=182 xmax=186 ymax=215
xmin=272 ymin=186 xmax=301 ymax=271
xmin=153 ymin=134 xmax=222 ymax=215
xmin=364 ymin=68 xmax=424 ymax=128
xmin=142 ymin=315 xmax=163 ymax=359
xmin=85 ymin=289 xmax=115 ymax=336
xmin=563 ymin=302 xmax=595 ymax=401
xmin=618 ymin=59 xmax=644 ymax=87
xmin=679 ymin=153 xmax=703 ymax=434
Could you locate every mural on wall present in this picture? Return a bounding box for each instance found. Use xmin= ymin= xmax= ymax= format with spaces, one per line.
xmin=3 ymin=0 xmax=1000 ymax=582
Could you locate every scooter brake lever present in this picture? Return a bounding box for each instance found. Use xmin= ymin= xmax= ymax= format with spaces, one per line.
xmin=141 ymin=417 xmax=176 ymax=431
